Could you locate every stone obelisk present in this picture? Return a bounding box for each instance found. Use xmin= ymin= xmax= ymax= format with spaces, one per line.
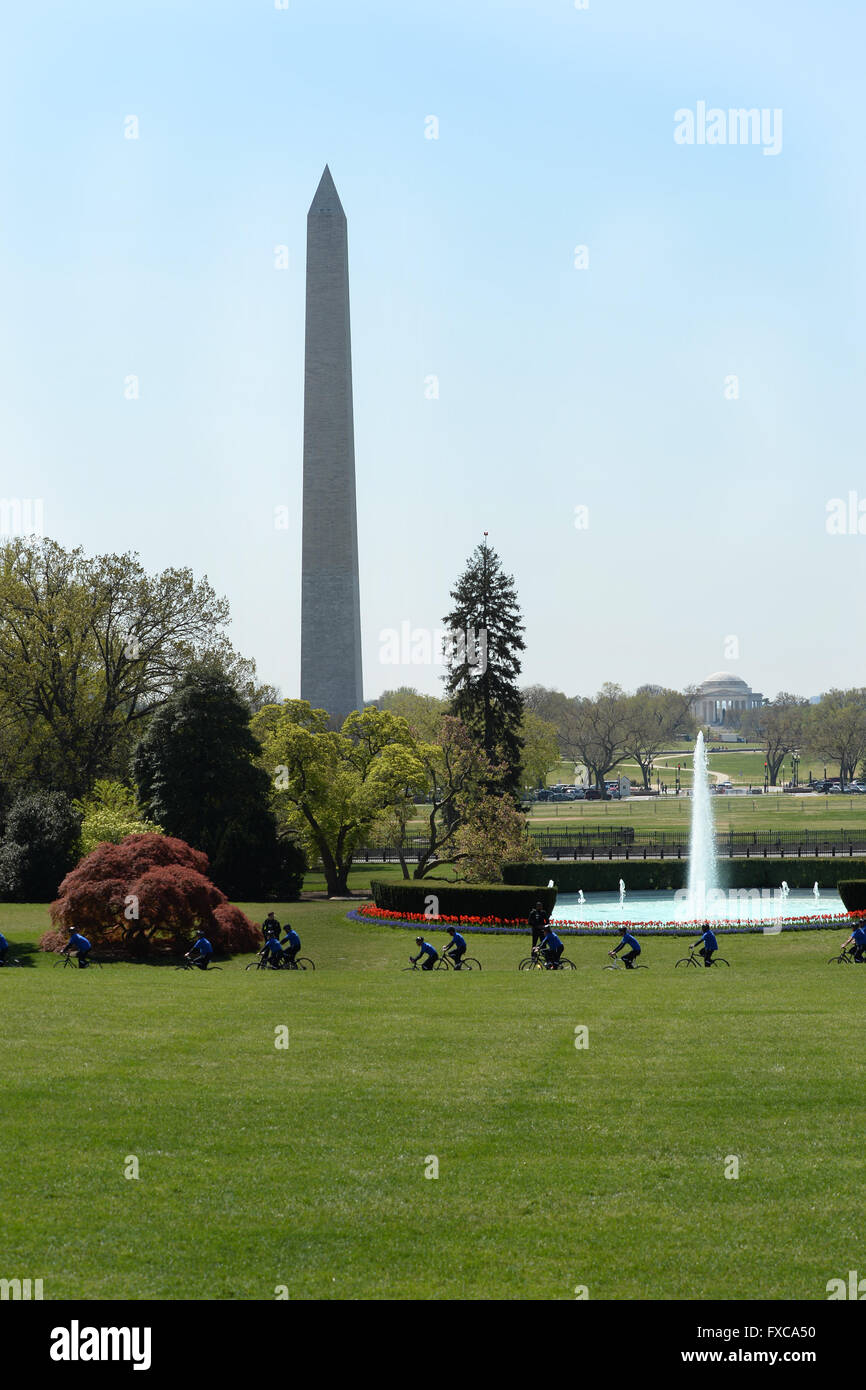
xmin=300 ymin=166 xmax=364 ymax=726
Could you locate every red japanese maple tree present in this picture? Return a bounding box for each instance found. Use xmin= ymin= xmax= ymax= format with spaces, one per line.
xmin=41 ymin=833 xmax=260 ymax=957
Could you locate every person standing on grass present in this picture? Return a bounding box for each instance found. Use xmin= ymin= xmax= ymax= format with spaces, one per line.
xmin=262 ymin=911 xmax=281 ymax=940
xmin=528 ymin=901 xmax=549 ymax=950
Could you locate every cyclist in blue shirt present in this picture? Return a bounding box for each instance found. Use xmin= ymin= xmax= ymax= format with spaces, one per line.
xmin=280 ymin=926 xmax=301 ymax=967
xmin=186 ymin=935 xmax=213 ymax=970
xmin=444 ymin=927 xmax=467 ymax=970
xmin=537 ymin=924 xmax=564 ymax=968
xmin=63 ymin=929 xmax=92 ymax=968
xmin=692 ymin=923 xmax=718 ymax=966
xmin=841 ymin=923 xmax=866 ymax=962
xmin=0 ymin=931 xmax=8 ymax=964
xmin=609 ymin=929 xmax=641 ymax=969
xmin=260 ymin=935 xmax=284 ymax=968
xmin=411 ymin=936 xmax=438 ymax=971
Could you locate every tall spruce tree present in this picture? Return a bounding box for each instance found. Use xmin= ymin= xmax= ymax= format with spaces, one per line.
xmin=442 ymin=537 xmax=526 ymax=794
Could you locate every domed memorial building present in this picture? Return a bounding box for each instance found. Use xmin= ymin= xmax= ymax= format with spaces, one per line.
xmin=690 ymin=672 xmax=764 ymax=729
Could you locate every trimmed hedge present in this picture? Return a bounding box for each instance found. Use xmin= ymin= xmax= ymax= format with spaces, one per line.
xmin=370 ymin=879 xmax=556 ymax=921
xmin=838 ymin=881 xmax=866 ymax=912
xmin=503 ymin=859 xmax=866 ymax=893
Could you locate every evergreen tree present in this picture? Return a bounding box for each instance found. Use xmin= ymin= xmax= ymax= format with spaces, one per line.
xmin=442 ymin=537 xmax=526 ymax=794
xmin=133 ymin=667 xmax=300 ymax=897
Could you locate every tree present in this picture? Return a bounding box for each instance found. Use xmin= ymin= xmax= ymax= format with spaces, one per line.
xmin=808 ymin=690 xmax=866 ymax=787
xmin=740 ymin=694 xmax=808 ymax=786
xmin=0 ymin=791 xmax=81 ymax=902
xmin=623 ymin=688 xmax=697 ymax=789
xmin=519 ymin=710 xmax=560 ymax=789
xmin=450 ymin=789 xmax=540 ymax=882
xmin=443 ymin=538 xmax=526 ymax=794
xmin=253 ymin=701 xmax=425 ymax=896
xmin=0 ymin=537 xmax=253 ymax=799
xmin=560 ymin=684 xmax=630 ymax=790
xmin=72 ymin=780 xmax=163 ymax=857
xmin=41 ymin=833 xmax=259 ymax=957
xmin=376 ymin=688 xmax=446 ymax=742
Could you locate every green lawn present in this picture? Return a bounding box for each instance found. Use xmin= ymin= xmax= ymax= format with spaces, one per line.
xmin=2 ymin=901 xmax=864 ymax=1300
xmin=524 ymin=796 xmax=866 ymax=833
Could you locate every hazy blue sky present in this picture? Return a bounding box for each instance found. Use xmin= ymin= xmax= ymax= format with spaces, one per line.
xmin=1 ymin=1 xmax=863 ymax=705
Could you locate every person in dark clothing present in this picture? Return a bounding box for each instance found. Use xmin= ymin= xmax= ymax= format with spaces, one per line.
xmin=528 ymin=902 xmax=549 ymax=950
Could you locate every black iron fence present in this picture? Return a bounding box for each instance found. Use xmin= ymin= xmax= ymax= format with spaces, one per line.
xmin=354 ymin=828 xmax=866 ymax=863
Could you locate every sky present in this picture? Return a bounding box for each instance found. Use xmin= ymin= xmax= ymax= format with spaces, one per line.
xmin=1 ymin=0 xmax=864 ymax=706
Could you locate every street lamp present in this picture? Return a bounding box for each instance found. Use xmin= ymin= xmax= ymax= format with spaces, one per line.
xmin=792 ymin=751 xmax=800 ymax=788
xmin=763 ymin=761 xmax=769 ymax=793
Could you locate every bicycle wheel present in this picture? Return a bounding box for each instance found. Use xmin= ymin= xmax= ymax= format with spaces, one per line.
xmin=828 ymin=953 xmax=851 ymax=964
xmin=710 ymin=957 xmax=730 ymax=967
xmin=552 ymin=957 xmax=575 ymax=970
xmin=519 ymin=957 xmax=541 ymax=971
xmin=675 ymin=956 xmax=698 ymax=968
xmin=462 ymin=958 xmax=482 ymax=971
xmin=293 ymin=958 xmax=315 ymax=971
xmin=434 ymin=957 xmax=450 ymax=970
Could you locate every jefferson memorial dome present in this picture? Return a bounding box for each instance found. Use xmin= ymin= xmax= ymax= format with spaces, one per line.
xmin=691 ymin=672 xmax=764 ymax=727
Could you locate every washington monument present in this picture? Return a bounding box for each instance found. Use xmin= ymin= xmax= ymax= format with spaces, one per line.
xmin=300 ymin=166 xmax=364 ymax=726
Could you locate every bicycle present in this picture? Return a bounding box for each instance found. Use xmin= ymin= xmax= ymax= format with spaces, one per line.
xmin=280 ymin=955 xmax=315 ymax=971
xmin=403 ymin=957 xmax=440 ymax=972
xmin=175 ymin=955 xmax=222 ymax=971
xmin=54 ymin=953 xmax=103 ymax=970
xmin=828 ymin=946 xmax=857 ymax=965
xmin=675 ymin=948 xmax=730 ymax=969
xmin=519 ymin=950 xmax=576 ymax=971
xmin=603 ymin=954 xmax=648 ymax=971
xmin=437 ymin=952 xmax=482 ymax=972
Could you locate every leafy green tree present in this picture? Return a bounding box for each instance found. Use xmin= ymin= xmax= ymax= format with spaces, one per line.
xmin=519 ymin=710 xmax=560 ymax=789
xmin=0 ymin=537 xmax=251 ymax=799
xmin=253 ymin=702 xmax=425 ymax=896
xmin=72 ymin=780 xmax=164 ymax=857
xmin=443 ymin=538 xmax=525 ymax=794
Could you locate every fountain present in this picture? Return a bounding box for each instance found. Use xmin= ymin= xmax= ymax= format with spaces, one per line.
xmin=813 ymin=882 xmax=820 ymax=902
xmin=547 ymin=733 xmax=847 ymax=930
xmin=686 ymin=730 xmax=719 ymax=915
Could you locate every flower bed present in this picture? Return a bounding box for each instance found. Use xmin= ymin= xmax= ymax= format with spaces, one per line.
xmin=348 ymin=903 xmax=865 ymax=936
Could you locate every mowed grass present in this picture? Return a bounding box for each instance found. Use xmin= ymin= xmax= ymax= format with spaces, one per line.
xmin=1 ymin=902 xmax=865 ymax=1300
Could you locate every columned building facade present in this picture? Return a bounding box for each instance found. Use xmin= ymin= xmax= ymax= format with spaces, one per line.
xmin=691 ymin=672 xmax=764 ymax=727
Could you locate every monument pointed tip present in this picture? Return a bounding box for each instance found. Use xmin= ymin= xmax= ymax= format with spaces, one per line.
xmin=309 ymin=165 xmax=345 ymax=217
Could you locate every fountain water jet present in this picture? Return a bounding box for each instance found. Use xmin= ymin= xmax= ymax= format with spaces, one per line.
xmin=687 ymin=731 xmax=719 ymax=916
